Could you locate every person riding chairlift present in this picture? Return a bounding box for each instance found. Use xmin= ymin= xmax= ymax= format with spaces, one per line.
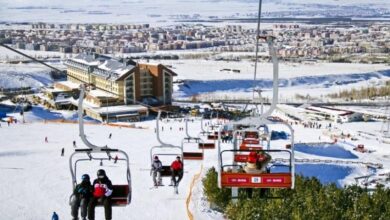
xmin=151 ymin=156 xmax=163 ymax=186
xmin=170 ymin=156 xmax=183 ymax=187
xmin=243 ymin=151 xmax=271 ymax=174
xmin=88 ymin=169 xmax=113 ymax=220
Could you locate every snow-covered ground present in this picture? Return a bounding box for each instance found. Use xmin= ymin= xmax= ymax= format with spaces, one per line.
xmin=0 ymin=63 xmax=54 ymax=89
xmin=162 ymin=60 xmax=390 ymax=81
xmin=0 ymin=0 xmax=388 ymax=24
xmin=0 ymin=105 xmax=389 ymax=219
xmin=1 ymin=54 xmax=389 ymax=100
xmin=167 ymin=60 xmax=389 ymax=100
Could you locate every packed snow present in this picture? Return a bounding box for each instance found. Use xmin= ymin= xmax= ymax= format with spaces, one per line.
xmin=0 ymin=105 xmax=389 ymax=219
xmin=0 ymin=0 xmax=388 ymax=24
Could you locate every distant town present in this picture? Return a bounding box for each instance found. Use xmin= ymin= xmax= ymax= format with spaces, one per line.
xmin=1 ymin=22 xmax=389 ymax=64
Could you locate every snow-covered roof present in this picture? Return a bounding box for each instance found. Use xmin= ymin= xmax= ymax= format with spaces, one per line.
xmin=70 ymin=97 xmax=148 ymax=114
xmin=71 ymin=53 xmax=103 ymax=66
xmin=55 ymin=81 xmax=80 ymax=90
xmin=93 ymin=105 xmax=147 ymax=114
xmin=88 ymin=89 xmax=117 ymax=98
xmin=93 ymin=59 xmax=135 ymax=80
xmin=66 ymin=53 xmax=136 ymax=81
xmin=306 ymin=106 xmax=352 ymax=116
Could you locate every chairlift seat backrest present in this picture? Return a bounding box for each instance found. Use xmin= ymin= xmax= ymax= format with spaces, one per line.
xmin=199 ymin=143 xmax=215 ymax=149
xmin=243 ymin=139 xmax=260 ymax=145
xmin=160 ymin=165 xmax=173 ymax=177
xmin=95 ymin=185 xmax=129 ymax=207
xmin=240 ymin=144 xmax=263 ymax=151
xmin=207 ymin=135 xmax=218 ymax=140
xmin=183 ymin=152 xmax=203 ymax=160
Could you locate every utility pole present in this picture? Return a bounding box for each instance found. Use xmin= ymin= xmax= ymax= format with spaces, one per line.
xmin=19 ymin=76 xmax=25 ymax=123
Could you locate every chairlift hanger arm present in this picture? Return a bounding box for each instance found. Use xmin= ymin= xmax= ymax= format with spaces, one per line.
xmin=184 ymin=115 xmax=202 ymax=142
xmin=78 ymin=84 xmax=107 ymax=149
xmin=155 ymin=111 xmax=180 ymax=148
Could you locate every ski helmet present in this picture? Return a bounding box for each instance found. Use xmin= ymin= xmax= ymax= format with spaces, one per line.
xmin=154 ymin=156 xmax=159 ymax=160
xmin=97 ymin=169 xmax=106 ymax=177
xmin=81 ymin=174 xmax=90 ymax=181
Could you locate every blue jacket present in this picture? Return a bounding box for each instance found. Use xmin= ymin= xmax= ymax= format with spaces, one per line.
xmin=52 ymin=212 xmax=59 ymax=220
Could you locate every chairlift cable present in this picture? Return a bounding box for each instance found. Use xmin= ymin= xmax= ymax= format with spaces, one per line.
xmin=252 ymin=0 xmax=263 ymax=99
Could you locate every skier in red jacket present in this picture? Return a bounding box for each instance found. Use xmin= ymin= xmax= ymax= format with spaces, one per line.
xmin=170 ymin=156 xmax=183 ymax=186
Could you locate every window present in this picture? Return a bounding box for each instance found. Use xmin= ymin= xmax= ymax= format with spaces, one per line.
xmin=125 ymin=74 xmax=134 ymax=104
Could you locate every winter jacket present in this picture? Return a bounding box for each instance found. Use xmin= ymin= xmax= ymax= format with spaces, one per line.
xmin=73 ymin=181 xmax=93 ymax=199
xmin=151 ymin=159 xmax=163 ymax=172
xmin=171 ymin=160 xmax=183 ymax=171
xmin=51 ymin=213 xmax=59 ymax=220
xmin=248 ymin=152 xmax=258 ymax=163
xmin=92 ymin=177 xmax=113 ymax=198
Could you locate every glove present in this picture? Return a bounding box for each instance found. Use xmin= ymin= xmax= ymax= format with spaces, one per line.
xmin=78 ymin=188 xmax=86 ymax=195
xmin=105 ymin=188 xmax=113 ymax=197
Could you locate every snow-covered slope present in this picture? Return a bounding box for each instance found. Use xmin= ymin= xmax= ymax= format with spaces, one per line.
xmin=1 ymin=0 xmax=388 ymax=23
xmin=0 ymin=63 xmax=54 ymax=89
xmin=1 ymin=108 xmax=389 ymax=219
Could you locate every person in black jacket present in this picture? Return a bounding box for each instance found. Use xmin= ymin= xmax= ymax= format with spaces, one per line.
xmin=71 ymin=174 xmax=93 ymax=220
xmin=88 ymin=169 xmax=113 ymax=220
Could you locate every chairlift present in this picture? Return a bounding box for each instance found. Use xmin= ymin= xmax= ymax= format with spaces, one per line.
xmin=69 ymin=85 xmax=132 ymax=207
xmin=181 ymin=116 xmax=204 ymax=160
xmin=206 ymin=113 xmax=224 ymax=140
xmin=198 ymin=117 xmax=215 ymax=149
xmin=216 ymin=35 xmax=296 ymax=193
xmin=151 ymin=111 xmax=184 ymax=177
xmin=218 ymin=120 xmax=295 ymax=189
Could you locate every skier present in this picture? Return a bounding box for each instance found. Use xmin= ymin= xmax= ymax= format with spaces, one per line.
xmin=51 ymin=212 xmax=59 ymax=220
xmin=71 ymin=174 xmax=93 ymax=220
xmin=61 ymin=148 xmax=65 ymax=157
xmin=88 ymin=169 xmax=113 ymax=220
xmin=151 ymin=156 xmax=163 ymax=187
xmin=170 ymin=156 xmax=183 ymax=187
xmin=73 ymin=140 xmax=76 ymax=148
xmin=108 ymin=133 xmax=112 ymax=139
xmin=114 ymin=155 xmax=118 ymax=164
xmin=243 ymin=151 xmax=271 ymax=174
xmin=45 ymin=136 xmax=48 ymax=143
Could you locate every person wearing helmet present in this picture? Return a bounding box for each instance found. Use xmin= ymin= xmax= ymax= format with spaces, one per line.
xmin=88 ymin=169 xmax=113 ymax=220
xmin=151 ymin=155 xmax=163 ymax=187
xmin=170 ymin=156 xmax=183 ymax=187
xmin=71 ymin=174 xmax=93 ymax=220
